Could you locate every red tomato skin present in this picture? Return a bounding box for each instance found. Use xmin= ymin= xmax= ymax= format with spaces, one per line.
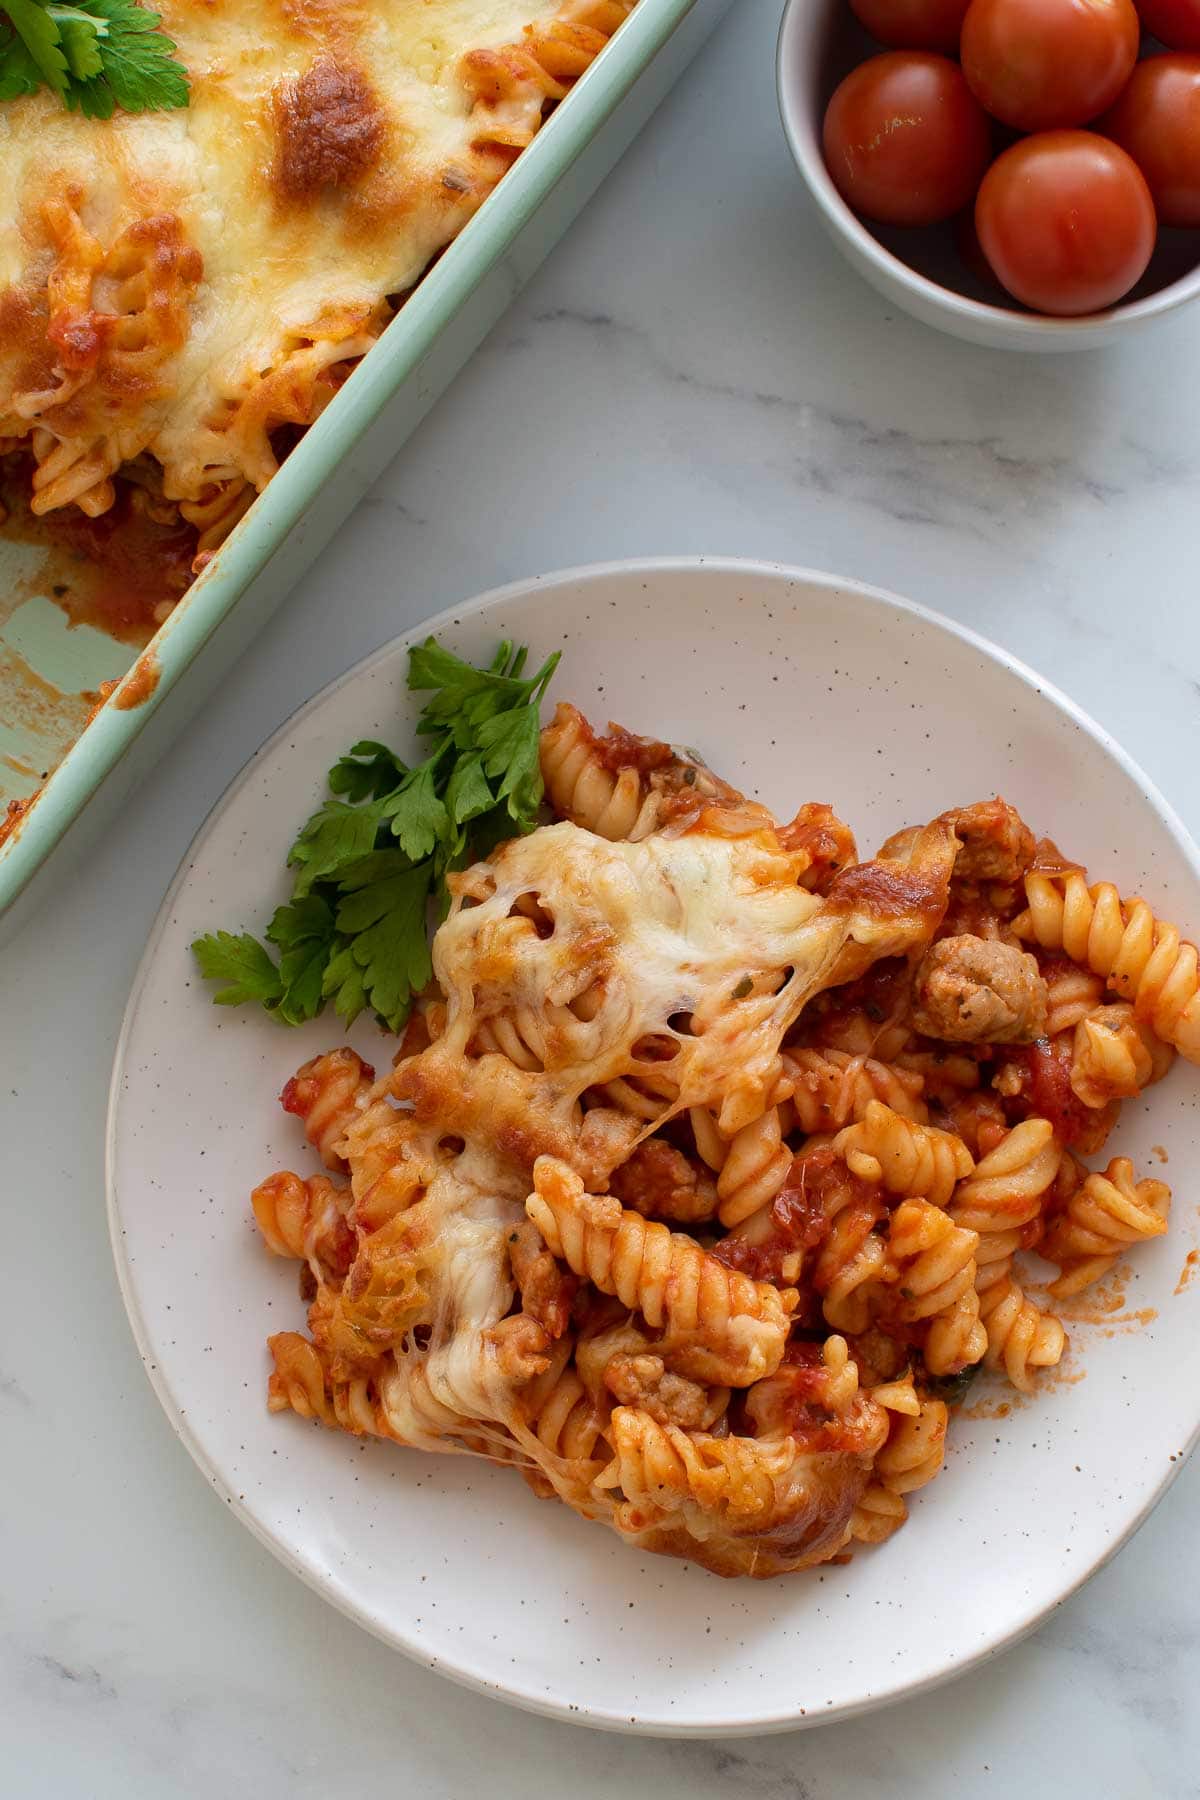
xmin=1101 ymin=53 xmax=1200 ymax=225
xmin=848 ymin=0 xmax=974 ymax=50
xmin=823 ymin=52 xmax=993 ymax=225
xmin=961 ymin=0 xmax=1141 ymax=129
xmin=1137 ymin=0 xmax=1200 ymax=49
xmin=975 ymin=130 xmax=1157 ymax=314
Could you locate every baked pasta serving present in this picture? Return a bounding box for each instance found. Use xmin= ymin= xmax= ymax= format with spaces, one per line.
xmin=0 ymin=0 xmax=634 ymax=572
xmin=239 ymin=695 xmax=1194 ymax=1580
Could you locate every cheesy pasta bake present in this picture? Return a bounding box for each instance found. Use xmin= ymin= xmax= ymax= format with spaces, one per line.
xmin=0 ymin=0 xmax=634 ymax=570
xmin=251 ymin=701 xmax=1195 ymax=1579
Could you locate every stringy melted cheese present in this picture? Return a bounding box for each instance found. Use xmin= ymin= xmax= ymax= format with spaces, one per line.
xmin=375 ymin=823 xmax=865 ymax=1446
xmin=0 ymin=0 xmax=603 ymax=509
xmin=436 ymin=821 xmax=853 ymax=1102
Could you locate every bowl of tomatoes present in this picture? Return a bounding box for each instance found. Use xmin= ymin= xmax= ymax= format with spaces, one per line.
xmin=778 ymin=0 xmax=1200 ymax=348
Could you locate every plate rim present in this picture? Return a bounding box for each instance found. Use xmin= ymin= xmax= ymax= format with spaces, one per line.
xmin=106 ymin=553 xmax=1200 ymax=1737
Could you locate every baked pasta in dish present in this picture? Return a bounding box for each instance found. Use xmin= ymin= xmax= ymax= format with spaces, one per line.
xmin=0 ymin=0 xmax=634 ymax=572
xmin=253 ymin=703 xmax=1190 ymax=1578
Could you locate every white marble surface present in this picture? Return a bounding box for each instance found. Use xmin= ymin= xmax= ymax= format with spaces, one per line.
xmin=4 ymin=2 xmax=1200 ymax=1792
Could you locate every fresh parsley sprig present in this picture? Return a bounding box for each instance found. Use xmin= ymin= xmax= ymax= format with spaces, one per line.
xmin=191 ymin=637 xmax=561 ymax=1035
xmin=0 ymin=0 xmax=189 ymax=117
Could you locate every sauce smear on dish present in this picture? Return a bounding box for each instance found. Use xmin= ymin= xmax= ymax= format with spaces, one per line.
xmin=0 ymin=454 xmax=196 ymax=647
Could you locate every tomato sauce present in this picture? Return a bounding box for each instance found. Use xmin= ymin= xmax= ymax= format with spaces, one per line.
xmin=778 ymin=801 xmax=858 ymax=888
xmin=590 ymin=721 xmax=675 ymax=776
xmin=715 ymin=1145 xmax=883 ymax=1288
xmin=112 ymin=648 xmax=160 ymax=711
xmin=0 ymin=794 xmax=35 ymax=850
xmin=802 ymin=957 xmax=912 ymax=1040
xmin=1 ymin=453 xmax=197 ymax=647
xmin=1000 ymin=1036 xmax=1100 ymax=1149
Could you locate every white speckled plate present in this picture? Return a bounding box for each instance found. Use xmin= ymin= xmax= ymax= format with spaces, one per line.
xmin=108 ymin=558 xmax=1200 ymax=1736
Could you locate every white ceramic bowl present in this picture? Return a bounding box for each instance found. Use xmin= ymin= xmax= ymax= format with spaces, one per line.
xmin=109 ymin=558 xmax=1200 ymax=1734
xmin=777 ymin=0 xmax=1200 ymax=351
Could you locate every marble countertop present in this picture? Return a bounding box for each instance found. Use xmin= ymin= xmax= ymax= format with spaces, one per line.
xmin=5 ymin=3 xmax=1200 ymax=1794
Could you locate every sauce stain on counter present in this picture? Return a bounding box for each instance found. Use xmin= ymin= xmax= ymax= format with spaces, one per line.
xmin=112 ymin=647 xmax=160 ymax=710
xmin=1175 ymin=1248 xmax=1199 ymax=1296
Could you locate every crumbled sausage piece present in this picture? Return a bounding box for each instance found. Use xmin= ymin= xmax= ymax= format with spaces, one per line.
xmin=938 ymin=799 xmax=1036 ymax=883
xmin=609 ymin=1138 xmax=717 ymax=1224
xmin=911 ymin=933 xmax=1048 ymax=1043
xmin=603 ymin=1354 xmax=714 ymax=1430
xmin=509 ymin=1220 xmax=576 ymax=1339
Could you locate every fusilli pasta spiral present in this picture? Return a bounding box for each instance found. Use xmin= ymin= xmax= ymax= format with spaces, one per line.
xmin=527 ymin=1157 xmax=795 ymax=1386
xmin=539 ymin=702 xmax=664 ymax=840
xmin=251 ymin=1170 xmax=355 ymax=1285
xmin=598 ymin=1409 xmax=798 ymax=1533
xmin=818 ymin=1211 xmax=888 ymax=1335
xmin=798 ymin=1148 xmax=889 ymax=1334
xmin=1042 ymin=1156 xmax=1171 ymax=1297
xmin=977 ymin=1276 xmax=1065 ymax=1392
xmin=1041 ymin=959 xmax=1106 ymax=1036
xmin=714 ymin=1104 xmax=794 ymax=1227
xmin=848 ymin=1482 xmax=908 ymax=1543
xmin=309 ymin=1208 xmax=439 ymax=1373
xmin=947 ymin=1118 xmax=1067 ymax=1386
xmin=515 ymin=1339 xmax=612 ymax=1506
xmin=885 ymin=1199 xmax=987 ymax=1376
xmin=1069 ymin=1004 xmax=1173 ymax=1108
xmin=280 ymin=1048 xmax=375 ymax=1170
xmin=341 ymin=1097 xmax=449 ymax=1232
xmin=785 ymin=1047 xmax=928 ymax=1134
xmin=834 ymin=1101 xmax=974 ymax=1206
xmin=848 ymin=1372 xmax=927 ymax=1542
xmin=949 ymin=1118 xmax=1061 ymax=1240
xmin=873 ymin=1397 xmax=949 ymax=1495
xmin=1016 ymin=870 xmax=1200 ymax=1061
xmin=267 ymin=1332 xmax=385 ymax=1438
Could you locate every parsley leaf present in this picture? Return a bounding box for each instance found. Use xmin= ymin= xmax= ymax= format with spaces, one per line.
xmin=328 ymin=741 xmax=408 ymax=805
xmin=51 ymin=7 xmax=103 ymax=79
xmin=192 ymin=635 xmax=561 ymax=1033
xmin=267 ymin=895 xmax=339 ymax=1026
xmin=80 ymin=0 xmax=187 ymax=112
xmin=0 ymin=0 xmax=188 ymax=115
xmin=288 ymin=798 xmax=382 ymax=897
xmin=0 ymin=22 xmax=41 ymax=96
xmin=333 ymin=854 xmax=434 ymax=1031
xmin=191 ymin=932 xmax=284 ymax=1009
xmin=445 ymin=752 xmax=494 ymax=827
xmin=477 ymin=704 xmax=543 ymax=821
xmin=381 ymin=761 xmax=449 ymax=863
xmin=3 ymin=0 xmax=69 ymax=91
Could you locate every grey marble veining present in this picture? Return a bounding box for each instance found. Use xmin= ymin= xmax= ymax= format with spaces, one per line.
xmin=4 ymin=2 xmax=1200 ymax=1794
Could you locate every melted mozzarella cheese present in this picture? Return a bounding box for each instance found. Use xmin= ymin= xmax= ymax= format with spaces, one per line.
xmin=434 ymin=820 xmax=853 ymax=1119
xmin=0 ymin=0 xmax=601 ymax=506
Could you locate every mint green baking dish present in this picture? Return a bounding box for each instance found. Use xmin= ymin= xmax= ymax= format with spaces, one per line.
xmin=0 ymin=0 xmax=730 ymax=936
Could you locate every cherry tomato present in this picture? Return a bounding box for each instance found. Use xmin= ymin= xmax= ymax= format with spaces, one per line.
xmin=1101 ymin=53 xmax=1200 ymax=224
xmin=961 ymin=0 xmax=1140 ymax=129
xmin=1136 ymin=0 xmax=1200 ymax=48
xmin=848 ymin=0 xmax=973 ymax=50
xmin=823 ymin=53 xmax=992 ymax=225
xmin=975 ymin=131 xmax=1157 ymax=313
